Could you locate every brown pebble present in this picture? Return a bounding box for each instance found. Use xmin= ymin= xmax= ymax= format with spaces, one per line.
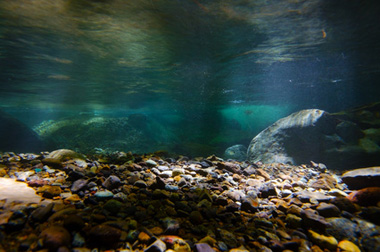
xmin=347 ymin=187 xmax=380 ymax=206
xmin=40 ymin=226 xmax=71 ymax=250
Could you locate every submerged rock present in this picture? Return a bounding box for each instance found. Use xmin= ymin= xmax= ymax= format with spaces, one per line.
xmin=341 ymin=167 xmax=380 ymax=190
xmin=0 ymin=109 xmax=44 ymax=152
xmin=247 ymin=108 xmax=380 ymax=170
xmin=224 ymin=144 xmax=247 ymax=161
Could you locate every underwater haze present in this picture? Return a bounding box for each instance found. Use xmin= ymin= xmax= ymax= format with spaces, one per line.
xmin=1 ymin=0 xmax=380 ymax=157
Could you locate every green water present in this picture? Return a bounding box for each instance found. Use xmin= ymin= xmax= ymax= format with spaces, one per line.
xmin=1 ymin=0 xmax=380 ymax=156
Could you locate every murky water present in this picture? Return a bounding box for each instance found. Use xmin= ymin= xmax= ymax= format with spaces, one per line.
xmin=1 ymin=0 xmax=380 ymax=156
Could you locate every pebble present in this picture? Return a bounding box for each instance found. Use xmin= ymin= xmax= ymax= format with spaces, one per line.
xmin=39 ymin=226 xmax=71 ymax=250
xmin=337 ymin=240 xmax=361 ymax=252
xmin=0 ymin=150 xmax=379 ymax=251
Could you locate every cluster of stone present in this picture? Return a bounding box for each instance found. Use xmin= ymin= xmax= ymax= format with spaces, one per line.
xmin=0 ymin=149 xmax=379 ymax=252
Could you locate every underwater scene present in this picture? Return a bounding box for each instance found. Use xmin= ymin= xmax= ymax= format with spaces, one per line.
xmin=0 ymin=0 xmax=380 ymax=251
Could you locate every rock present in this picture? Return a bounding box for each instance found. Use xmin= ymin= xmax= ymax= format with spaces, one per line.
xmin=37 ymin=185 xmax=61 ymax=198
xmin=71 ymin=179 xmax=88 ymax=193
xmin=325 ymin=217 xmax=359 ymax=241
xmin=160 ymin=236 xmax=191 ymax=252
xmin=103 ymin=175 xmax=122 ymax=190
xmin=103 ymin=199 xmax=123 ymax=215
xmin=247 ymin=109 xmax=336 ymax=165
xmin=301 ymin=209 xmax=330 ymax=231
xmin=145 ymin=238 xmax=167 ymax=252
xmin=189 ymin=211 xmax=203 ymax=224
xmin=30 ymin=203 xmax=54 ymax=222
xmin=43 ymin=149 xmax=86 ymax=167
xmin=308 ymin=229 xmax=338 ymax=250
xmin=258 ymin=183 xmax=278 ymax=198
xmin=88 ymin=224 xmax=122 ymax=248
xmin=40 ymin=226 xmax=71 ymax=250
xmin=63 ymin=214 xmax=85 ymax=231
xmin=316 ymin=202 xmax=341 ymax=217
xmin=347 ymin=187 xmax=380 ymax=206
xmin=337 ymin=240 xmax=361 ymax=252
xmin=194 ymin=243 xmax=216 ymax=252
xmin=0 ymin=109 xmax=44 ymax=152
xmin=247 ymin=108 xmax=380 ymax=170
xmin=359 ymin=206 xmax=380 ymax=225
xmin=217 ymin=229 xmax=238 ymax=248
xmin=295 ymin=190 xmax=333 ymax=203
xmin=216 ymin=162 xmax=241 ymax=174
xmin=224 ymin=145 xmax=247 ymax=161
xmin=341 ymin=167 xmax=380 ymax=190
xmin=94 ymin=190 xmax=114 ymax=199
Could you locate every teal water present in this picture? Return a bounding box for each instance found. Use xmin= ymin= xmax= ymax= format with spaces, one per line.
xmin=1 ymin=0 xmax=380 ymax=156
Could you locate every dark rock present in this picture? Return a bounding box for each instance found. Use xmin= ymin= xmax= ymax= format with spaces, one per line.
xmin=71 ymin=179 xmax=88 ymax=193
xmin=330 ymin=197 xmax=357 ymax=213
xmin=301 ymin=209 xmax=330 ymax=231
xmin=30 ymin=203 xmax=54 ymax=223
xmin=316 ymin=202 xmax=341 ymax=217
xmin=224 ymin=144 xmax=247 ymax=161
xmin=341 ymin=167 xmax=380 ymax=190
xmin=259 ymin=183 xmax=278 ymax=198
xmin=347 ymin=187 xmax=380 ymax=206
xmin=325 ymin=217 xmax=360 ymax=241
xmin=359 ymin=206 xmax=380 ymax=225
xmin=88 ymin=224 xmax=122 ymax=248
xmin=216 ymin=162 xmax=241 ymax=174
xmin=39 ymin=226 xmax=71 ymax=251
xmin=5 ymin=210 xmax=28 ymax=232
xmin=103 ymin=199 xmax=123 ymax=215
xmin=102 ymin=175 xmax=122 ymax=190
xmin=63 ymin=214 xmax=85 ymax=231
xmin=0 ymin=109 xmax=44 ymax=152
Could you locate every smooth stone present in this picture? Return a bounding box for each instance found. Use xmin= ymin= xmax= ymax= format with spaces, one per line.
xmin=30 ymin=203 xmax=54 ymax=222
xmin=71 ymin=179 xmax=88 ymax=193
xmin=88 ymin=224 xmax=122 ymax=248
xmin=295 ymin=190 xmax=333 ymax=203
xmin=301 ymin=209 xmax=330 ymax=231
xmin=160 ymin=171 xmax=173 ymax=178
xmin=134 ymin=180 xmax=148 ymax=188
xmin=37 ymin=185 xmax=61 ymax=199
xmin=40 ymin=226 xmax=71 ymax=250
xmin=189 ymin=211 xmax=203 ymax=224
xmin=63 ymin=214 xmax=85 ymax=231
xmin=43 ymin=149 xmax=85 ymax=168
xmin=146 ymin=159 xmax=158 ymax=167
xmin=194 ymin=243 xmax=216 ymax=252
xmin=325 ymin=217 xmax=359 ymax=241
xmin=102 ymin=175 xmax=122 ymax=190
xmin=316 ymin=202 xmax=341 ymax=217
xmin=103 ymin=199 xmax=123 ymax=215
xmin=347 ymin=187 xmax=380 ymax=206
xmin=341 ymin=167 xmax=380 ymax=190
xmin=337 ymin=240 xmax=361 ymax=252
xmin=94 ymin=190 xmax=114 ymax=199
xmin=308 ymin=229 xmax=338 ymax=251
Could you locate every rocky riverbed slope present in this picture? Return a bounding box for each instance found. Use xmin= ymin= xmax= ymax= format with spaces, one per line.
xmin=0 ymin=149 xmax=379 ymax=252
